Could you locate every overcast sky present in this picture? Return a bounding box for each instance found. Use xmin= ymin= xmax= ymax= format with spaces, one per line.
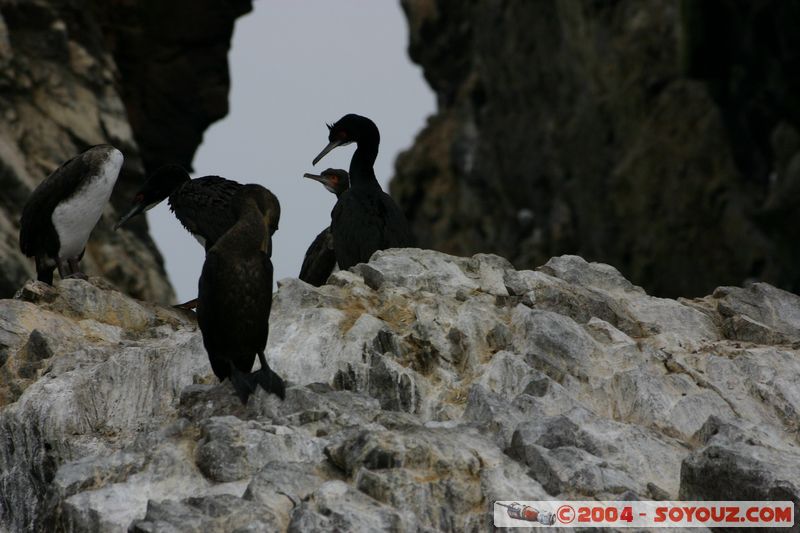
xmin=146 ymin=1 xmax=436 ymax=302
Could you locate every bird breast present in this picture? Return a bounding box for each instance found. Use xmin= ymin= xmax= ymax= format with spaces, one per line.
xmin=51 ymin=149 xmax=123 ymax=259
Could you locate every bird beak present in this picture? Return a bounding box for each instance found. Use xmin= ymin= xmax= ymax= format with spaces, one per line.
xmin=113 ymin=203 xmax=146 ymax=231
xmin=303 ymin=173 xmax=338 ymax=195
xmin=303 ymin=172 xmax=327 ymax=184
xmin=312 ymin=139 xmax=343 ymax=165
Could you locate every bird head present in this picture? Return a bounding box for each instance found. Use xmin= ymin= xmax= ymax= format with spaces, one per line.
xmin=303 ymin=168 xmax=350 ymax=196
xmin=312 ymin=114 xmax=379 ymax=165
xmin=232 ymin=184 xmax=281 ymax=236
xmin=113 ymin=164 xmax=190 ymax=230
xmin=231 ymin=184 xmax=280 ymax=256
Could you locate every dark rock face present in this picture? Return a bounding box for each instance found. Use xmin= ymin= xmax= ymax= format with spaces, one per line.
xmin=394 ymin=0 xmax=800 ymax=298
xmin=93 ymin=0 xmax=252 ymax=171
xmin=0 ymin=0 xmax=251 ymax=302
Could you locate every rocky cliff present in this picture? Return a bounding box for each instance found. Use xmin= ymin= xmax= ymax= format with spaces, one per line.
xmin=0 ymin=249 xmax=797 ymax=531
xmin=0 ymin=0 xmax=250 ymax=302
xmin=393 ymin=0 xmax=800 ymax=298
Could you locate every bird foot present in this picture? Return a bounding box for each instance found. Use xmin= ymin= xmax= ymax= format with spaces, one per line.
xmin=64 ymin=272 xmax=89 ymax=281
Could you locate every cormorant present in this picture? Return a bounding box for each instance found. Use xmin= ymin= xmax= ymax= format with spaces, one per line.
xmin=197 ymin=184 xmax=285 ymax=404
xmin=299 ymin=168 xmax=349 ymax=286
xmin=114 ymin=164 xmax=280 ymax=250
xmin=19 ymin=145 xmax=124 ymax=284
xmin=114 ymin=164 xmax=280 ymax=308
xmin=312 ymin=114 xmax=413 ymax=270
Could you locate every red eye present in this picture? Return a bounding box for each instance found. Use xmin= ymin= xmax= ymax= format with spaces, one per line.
xmin=337 ymin=130 xmax=347 ymax=140
xmin=135 ymin=193 xmax=144 ymax=203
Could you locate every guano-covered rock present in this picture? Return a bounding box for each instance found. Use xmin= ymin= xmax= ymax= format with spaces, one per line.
xmin=0 ymin=249 xmax=798 ymax=531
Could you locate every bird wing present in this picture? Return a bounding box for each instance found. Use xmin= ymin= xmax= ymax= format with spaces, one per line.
xmin=330 ymin=193 xmax=363 ymax=270
xmin=20 ymin=153 xmax=89 ymax=257
xmin=299 ymin=226 xmax=337 ymax=286
xmin=169 ymin=176 xmax=241 ymax=250
xmin=331 ymin=191 xmax=415 ymax=269
xmin=197 ymin=251 xmax=229 ymax=379
xmin=379 ymin=191 xmax=415 ymax=247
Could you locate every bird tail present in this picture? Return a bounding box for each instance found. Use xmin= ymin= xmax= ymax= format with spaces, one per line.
xmin=252 ymin=365 xmax=286 ymax=400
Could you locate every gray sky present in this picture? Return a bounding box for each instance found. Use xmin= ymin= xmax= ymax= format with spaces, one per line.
xmin=146 ymin=1 xmax=436 ymax=303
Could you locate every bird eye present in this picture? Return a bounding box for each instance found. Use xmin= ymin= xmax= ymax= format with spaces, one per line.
xmin=135 ymin=193 xmax=144 ymax=203
xmin=337 ymin=130 xmax=347 ymax=140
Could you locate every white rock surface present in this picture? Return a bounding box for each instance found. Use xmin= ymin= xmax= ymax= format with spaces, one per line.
xmin=0 ymin=249 xmax=798 ymax=531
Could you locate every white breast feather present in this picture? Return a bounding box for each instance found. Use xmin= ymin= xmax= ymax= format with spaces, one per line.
xmin=51 ymin=149 xmax=123 ymax=259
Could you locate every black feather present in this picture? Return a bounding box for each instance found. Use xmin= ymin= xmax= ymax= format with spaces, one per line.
xmin=196 ymin=186 xmax=284 ymax=404
xmin=321 ymin=115 xmax=413 ymax=269
xmin=19 ymin=153 xmax=86 ymax=259
xmin=20 ymin=145 xmax=121 ymax=283
xmin=168 ymin=176 xmax=241 ymax=250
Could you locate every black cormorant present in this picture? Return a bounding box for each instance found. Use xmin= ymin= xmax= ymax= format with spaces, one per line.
xmin=197 ymin=184 xmax=285 ymax=404
xmin=312 ymin=114 xmax=413 ymax=270
xmin=114 ymin=164 xmax=280 ymax=249
xmin=114 ymin=164 xmax=280 ymax=308
xmin=298 ymin=168 xmax=349 ymax=286
xmin=19 ymin=144 xmax=124 ymax=284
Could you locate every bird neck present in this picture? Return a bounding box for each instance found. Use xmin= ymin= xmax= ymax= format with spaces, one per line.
xmin=164 ymin=178 xmax=192 ymax=208
xmin=215 ymin=202 xmax=267 ymax=254
xmin=349 ymin=141 xmax=380 ymax=192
